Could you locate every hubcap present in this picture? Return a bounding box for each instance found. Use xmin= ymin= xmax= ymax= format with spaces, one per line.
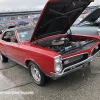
xmin=31 ymin=64 xmax=41 ymax=83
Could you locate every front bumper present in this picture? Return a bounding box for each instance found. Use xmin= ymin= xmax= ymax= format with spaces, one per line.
xmin=50 ymin=50 xmax=100 ymax=80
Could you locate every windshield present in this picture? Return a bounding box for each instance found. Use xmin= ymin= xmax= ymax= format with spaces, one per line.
xmin=17 ymin=28 xmax=34 ymax=42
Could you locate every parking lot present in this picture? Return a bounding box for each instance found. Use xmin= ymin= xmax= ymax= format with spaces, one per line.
xmin=0 ymin=54 xmax=100 ymax=100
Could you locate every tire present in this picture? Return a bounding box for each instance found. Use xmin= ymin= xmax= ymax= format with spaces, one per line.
xmin=29 ymin=61 xmax=47 ymax=86
xmin=0 ymin=53 xmax=8 ymax=62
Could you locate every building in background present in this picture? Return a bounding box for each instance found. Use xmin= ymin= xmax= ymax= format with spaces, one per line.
xmin=0 ymin=10 xmax=42 ymax=30
xmin=0 ymin=5 xmax=100 ymax=30
xmin=81 ymin=5 xmax=100 ymax=18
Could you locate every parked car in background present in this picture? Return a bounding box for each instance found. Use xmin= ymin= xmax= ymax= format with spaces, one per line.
xmin=97 ymin=27 xmax=100 ymax=35
xmin=68 ymin=8 xmax=100 ymax=35
xmin=73 ymin=17 xmax=83 ymax=25
xmin=0 ymin=0 xmax=99 ymax=86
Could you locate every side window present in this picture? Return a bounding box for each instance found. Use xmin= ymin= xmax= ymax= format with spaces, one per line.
xmin=2 ymin=31 xmax=18 ymax=43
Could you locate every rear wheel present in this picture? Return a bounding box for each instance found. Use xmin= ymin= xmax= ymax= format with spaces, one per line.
xmin=29 ymin=61 xmax=47 ymax=86
xmin=0 ymin=53 xmax=8 ymax=62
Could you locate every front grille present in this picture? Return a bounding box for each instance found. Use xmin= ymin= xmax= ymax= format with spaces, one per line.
xmin=91 ymin=44 xmax=100 ymax=56
xmin=64 ymin=54 xmax=83 ymax=64
xmin=62 ymin=53 xmax=88 ymax=69
xmin=64 ymin=63 xmax=84 ymax=72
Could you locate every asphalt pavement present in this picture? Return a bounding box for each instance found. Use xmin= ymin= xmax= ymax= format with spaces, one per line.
xmin=0 ymin=54 xmax=100 ymax=100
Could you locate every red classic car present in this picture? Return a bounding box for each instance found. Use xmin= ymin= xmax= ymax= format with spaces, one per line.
xmin=0 ymin=0 xmax=99 ymax=86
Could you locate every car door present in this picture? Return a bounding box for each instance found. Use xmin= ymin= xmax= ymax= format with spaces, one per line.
xmin=2 ymin=31 xmax=20 ymax=62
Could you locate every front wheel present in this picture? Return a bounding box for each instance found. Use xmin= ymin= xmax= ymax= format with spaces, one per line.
xmin=0 ymin=53 xmax=8 ymax=62
xmin=29 ymin=61 xmax=47 ymax=86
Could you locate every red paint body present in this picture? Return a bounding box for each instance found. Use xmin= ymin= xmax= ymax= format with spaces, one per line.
xmin=0 ymin=0 xmax=96 ymax=77
xmin=0 ymin=33 xmax=100 ymax=76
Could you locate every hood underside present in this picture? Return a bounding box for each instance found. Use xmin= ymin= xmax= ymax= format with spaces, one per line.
xmin=79 ymin=8 xmax=100 ymax=24
xmin=30 ymin=0 xmax=93 ymax=42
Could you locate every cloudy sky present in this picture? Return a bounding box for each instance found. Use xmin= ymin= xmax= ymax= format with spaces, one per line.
xmin=0 ymin=0 xmax=99 ymax=12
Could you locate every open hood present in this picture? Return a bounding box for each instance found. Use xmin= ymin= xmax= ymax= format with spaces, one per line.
xmin=30 ymin=0 xmax=94 ymax=42
xmin=79 ymin=8 xmax=100 ymax=24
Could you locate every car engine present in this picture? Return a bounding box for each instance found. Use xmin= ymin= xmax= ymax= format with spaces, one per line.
xmin=34 ymin=35 xmax=97 ymax=55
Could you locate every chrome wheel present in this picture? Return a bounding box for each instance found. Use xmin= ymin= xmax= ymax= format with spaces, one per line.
xmin=31 ymin=64 xmax=41 ymax=84
xmin=29 ymin=61 xmax=47 ymax=86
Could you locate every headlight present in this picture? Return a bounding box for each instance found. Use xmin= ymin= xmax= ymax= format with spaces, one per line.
xmin=55 ymin=57 xmax=61 ymax=63
xmin=55 ymin=64 xmax=62 ymax=72
xmin=54 ymin=55 xmax=62 ymax=73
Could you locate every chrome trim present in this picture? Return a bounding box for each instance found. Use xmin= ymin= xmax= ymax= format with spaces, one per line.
xmin=25 ymin=59 xmax=47 ymax=76
xmin=50 ymin=50 xmax=100 ymax=79
xmin=63 ymin=54 xmax=83 ymax=65
xmin=16 ymin=26 xmax=35 ymax=43
xmin=8 ymin=57 xmax=28 ymax=68
xmin=54 ymin=55 xmax=62 ymax=59
xmin=91 ymin=43 xmax=100 ymax=55
xmin=62 ymin=52 xmax=89 ymax=60
xmin=1 ymin=30 xmax=19 ymax=44
xmin=25 ymin=59 xmax=41 ymax=68
xmin=1 ymin=40 xmax=19 ymax=44
xmin=16 ymin=30 xmax=22 ymax=43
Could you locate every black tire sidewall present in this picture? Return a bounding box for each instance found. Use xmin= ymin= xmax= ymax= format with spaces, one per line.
xmin=0 ymin=53 xmax=8 ymax=62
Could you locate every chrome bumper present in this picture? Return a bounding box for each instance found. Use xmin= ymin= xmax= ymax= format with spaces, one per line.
xmin=50 ymin=50 xmax=100 ymax=80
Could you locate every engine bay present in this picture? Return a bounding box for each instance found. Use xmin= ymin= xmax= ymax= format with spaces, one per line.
xmin=34 ymin=35 xmax=97 ymax=55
